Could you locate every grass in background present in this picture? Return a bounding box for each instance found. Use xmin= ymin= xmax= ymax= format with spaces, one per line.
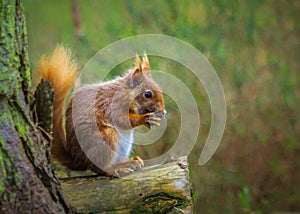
xmin=24 ymin=0 xmax=300 ymax=213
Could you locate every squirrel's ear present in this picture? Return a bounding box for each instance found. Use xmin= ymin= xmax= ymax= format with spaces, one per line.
xmin=128 ymin=54 xmax=151 ymax=88
xmin=129 ymin=55 xmax=144 ymax=88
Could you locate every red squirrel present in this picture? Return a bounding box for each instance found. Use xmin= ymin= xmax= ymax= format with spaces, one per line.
xmin=40 ymin=46 xmax=166 ymax=176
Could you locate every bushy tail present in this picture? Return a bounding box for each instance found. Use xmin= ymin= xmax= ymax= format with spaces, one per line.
xmin=39 ymin=46 xmax=78 ymax=161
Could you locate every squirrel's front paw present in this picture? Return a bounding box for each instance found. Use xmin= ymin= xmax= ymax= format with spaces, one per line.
xmin=144 ymin=112 xmax=162 ymax=129
xmin=131 ymin=156 xmax=144 ymax=168
xmin=109 ymin=156 xmax=144 ymax=177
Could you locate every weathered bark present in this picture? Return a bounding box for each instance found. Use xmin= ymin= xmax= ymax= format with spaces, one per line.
xmin=0 ymin=0 xmax=72 ymax=213
xmin=62 ymin=156 xmax=193 ymax=213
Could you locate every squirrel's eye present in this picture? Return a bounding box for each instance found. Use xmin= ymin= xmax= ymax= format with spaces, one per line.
xmin=143 ymin=90 xmax=153 ymax=99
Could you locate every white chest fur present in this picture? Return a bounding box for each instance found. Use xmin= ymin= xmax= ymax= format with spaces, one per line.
xmin=112 ymin=126 xmax=134 ymax=164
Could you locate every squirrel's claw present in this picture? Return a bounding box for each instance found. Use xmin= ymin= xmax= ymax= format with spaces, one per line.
xmin=108 ymin=156 xmax=144 ymax=177
xmin=110 ymin=168 xmax=134 ymax=177
xmin=144 ymin=112 xmax=162 ymax=128
xmin=147 ymin=120 xmax=161 ymax=127
xmin=131 ymin=156 xmax=144 ymax=168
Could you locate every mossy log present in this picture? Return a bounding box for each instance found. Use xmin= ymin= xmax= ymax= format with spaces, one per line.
xmin=61 ymin=156 xmax=193 ymax=213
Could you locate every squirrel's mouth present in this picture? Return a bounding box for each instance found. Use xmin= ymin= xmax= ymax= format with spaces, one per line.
xmin=140 ymin=107 xmax=155 ymax=114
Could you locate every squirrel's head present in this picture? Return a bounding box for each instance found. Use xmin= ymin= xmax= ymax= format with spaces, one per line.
xmin=127 ymin=54 xmax=166 ymax=119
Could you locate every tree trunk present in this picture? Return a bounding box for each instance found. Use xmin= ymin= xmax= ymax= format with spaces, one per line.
xmin=0 ymin=0 xmax=72 ymax=213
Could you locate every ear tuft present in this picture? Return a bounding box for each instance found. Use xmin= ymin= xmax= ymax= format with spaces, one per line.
xmin=142 ymin=52 xmax=150 ymax=71
xmin=134 ymin=54 xmax=142 ymax=73
xmin=131 ymin=53 xmax=151 ymax=76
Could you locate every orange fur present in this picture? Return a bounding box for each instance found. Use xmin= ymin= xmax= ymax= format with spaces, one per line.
xmin=39 ymin=46 xmax=78 ymax=160
xmin=38 ymin=48 xmax=165 ymax=176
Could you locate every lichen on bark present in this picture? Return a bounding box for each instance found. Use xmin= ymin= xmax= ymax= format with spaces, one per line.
xmin=131 ymin=191 xmax=188 ymax=214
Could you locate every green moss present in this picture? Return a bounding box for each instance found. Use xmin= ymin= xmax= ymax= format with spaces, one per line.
xmin=0 ymin=0 xmax=19 ymax=97
xmin=0 ymin=0 xmax=31 ymax=99
xmin=131 ymin=191 xmax=188 ymax=214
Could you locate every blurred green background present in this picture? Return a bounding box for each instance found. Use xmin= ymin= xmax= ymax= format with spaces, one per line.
xmin=23 ymin=0 xmax=299 ymax=213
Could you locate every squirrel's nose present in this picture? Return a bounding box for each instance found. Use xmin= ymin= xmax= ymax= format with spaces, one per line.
xmin=155 ymin=109 xmax=166 ymax=119
xmin=161 ymin=109 xmax=167 ymax=119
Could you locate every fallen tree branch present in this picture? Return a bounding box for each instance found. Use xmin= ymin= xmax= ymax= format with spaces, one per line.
xmin=61 ymin=156 xmax=193 ymax=213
